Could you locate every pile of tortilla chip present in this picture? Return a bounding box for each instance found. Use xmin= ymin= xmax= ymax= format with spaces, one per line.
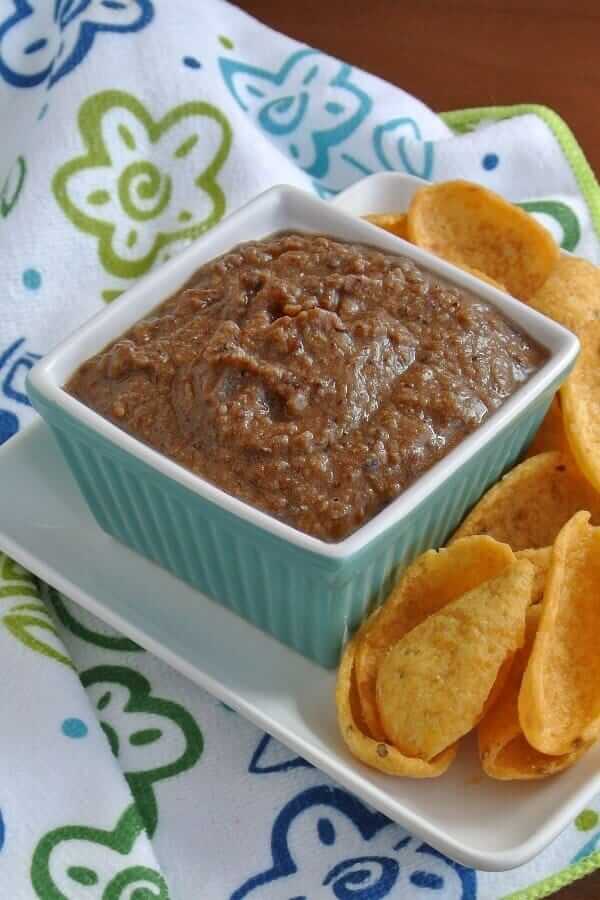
xmin=337 ymin=511 xmax=600 ymax=780
xmin=337 ymin=182 xmax=600 ymax=780
xmin=365 ymin=180 xmax=600 ymax=500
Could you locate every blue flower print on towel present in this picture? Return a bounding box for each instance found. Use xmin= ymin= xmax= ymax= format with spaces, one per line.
xmin=0 ymin=409 xmax=18 ymax=444
xmin=231 ymin=785 xmax=476 ymax=899
xmin=0 ymin=337 xmax=41 ymax=407
xmin=0 ymin=0 xmax=154 ymax=89
xmin=0 ymin=336 xmax=41 ymax=444
xmin=249 ymin=734 xmax=314 ymax=775
xmin=220 ymin=48 xmax=372 ymax=180
xmin=572 ymin=828 xmax=600 ymax=863
xmin=372 ymin=117 xmax=434 ymax=180
xmin=339 ymin=117 xmax=434 ymax=185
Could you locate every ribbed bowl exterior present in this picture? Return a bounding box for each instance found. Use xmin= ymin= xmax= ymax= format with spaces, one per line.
xmin=29 ymin=383 xmax=554 ymax=667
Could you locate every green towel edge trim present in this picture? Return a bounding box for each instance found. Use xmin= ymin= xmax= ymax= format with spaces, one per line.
xmin=501 ymin=848 xmax=600 ymax=900
xmin=440 ymin=104 xmax=600 ymax=241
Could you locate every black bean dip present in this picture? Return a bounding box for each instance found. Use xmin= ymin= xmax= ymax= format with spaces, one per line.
xmin=67 ymin=233 xmax=546 ymax=541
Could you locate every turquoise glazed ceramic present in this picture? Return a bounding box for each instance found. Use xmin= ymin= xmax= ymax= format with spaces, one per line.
xmin=27 ymin=185 xmax=579 ymax=668
xmin=28 ymin=381 xmax=556 ymax=667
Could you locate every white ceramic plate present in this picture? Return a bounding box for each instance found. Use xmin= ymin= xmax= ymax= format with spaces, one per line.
xmin=2 ymin=419 xmax=600 ymax=872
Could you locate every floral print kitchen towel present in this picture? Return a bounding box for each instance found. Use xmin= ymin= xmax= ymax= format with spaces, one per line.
xmin=1 ymin=2 xmax=600 ymax=897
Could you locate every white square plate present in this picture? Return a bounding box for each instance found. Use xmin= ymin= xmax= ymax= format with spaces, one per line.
xmin=1 ymin=419 xmax=599 ymax=872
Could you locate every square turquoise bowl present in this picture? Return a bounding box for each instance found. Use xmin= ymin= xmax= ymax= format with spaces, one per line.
xmin=27 ymin=185 xmax=579 ymax=668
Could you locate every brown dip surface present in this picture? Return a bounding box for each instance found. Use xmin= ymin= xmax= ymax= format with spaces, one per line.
xmin=67 ymin=233 xmax=546 ymax=541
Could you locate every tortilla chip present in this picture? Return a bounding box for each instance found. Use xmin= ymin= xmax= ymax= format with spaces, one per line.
xmin=527 ymin=256 xmax=600 ymax=334
xmin=519 ymin=511 xmax=600 ymax=755
xmin=377 ymin=560 xmax=533 ymax=760
xmin=458 ymin=265 xmax=506 ymax=291
xmin=479 ymin=607 xmax=587 ymax=778
xmin=406 ymin=180 xmax=559 ymax=299
xmin=354 ymin=536 xmax=516 ymax=740
xmin=515 ymin=547 xmax=552 ymax=605
xmin=562 ymin=319 xmax=600 ymax=494
xmin=527 ymin=257 xmax=600 ymax=493
xmin=336 ymin=635 xmax=456 ymax=777
xmin=364 ymin=212 xmax=409 ymax=240
xmin=482 ymin=653 xmax=517 ymax=719
xmin=451 ymin=451 xmax=600 ymax=550
xmin=526 ymin=397 xmax=571 ymax=459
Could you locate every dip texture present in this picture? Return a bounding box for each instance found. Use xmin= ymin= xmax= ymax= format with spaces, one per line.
xmin=67 ymin=233 xmax=546 ymax=541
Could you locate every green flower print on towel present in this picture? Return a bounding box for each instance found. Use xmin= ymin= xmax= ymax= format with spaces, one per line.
xmin=0 ymin=554 xmax=74 ymax=670
xmin=81 ymin=666 xmax=203 ymax=836
xmin=31 ymin=803 xmax=169 ymax=900
xmin=53 ymin=90 xmax=232 ymax=279
xmin=518 ymin=200 xmax=581 ymax=252
xmin=1 ymin=156 xmax=26 ymax=218
xmin=46 ymin=585 xmax=142 ymax=653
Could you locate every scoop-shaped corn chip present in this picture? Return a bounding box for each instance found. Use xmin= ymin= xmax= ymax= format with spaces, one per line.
xmin=451 ymin=451 xmax=600 ymax=550
xmin=516 ymin=547 xmax=551 ymax=605
xmin=481 ymin=654 xmax=516 ymax=720
xmin=377 ymin=560 xmax=534 ymax=760
xmin=364 ymin=210 xmax=506 ymax=290
xmin=527 ymin=256 xmax=600 ymax=334
xmin=529 ymin=257 xmax=600 ymax=491
xmin=336 ymin=636 xmax=456 ymax=777
xmin=526 ymin=397 xmax=571 ymax=459
xmin=481 ymin=732 xmax=588 ymax=780
xmin=527 ymin=258 xmax=600 ymax=494
xmin=562 ymin=320 xmax=600 ymax=494
xmin=364 ymin=212 xmax=409 ymax=240
xmin=406 ymin=180 xmax=559 ymax=299
xmin=458 ymin=265 xmax=506 ymax=291
xmin=484 ymin=547 xmax=553 ymax=714
xmin=479 ymin=607 xmax=587 ymax=779
xmin=354 ymin=536 xmax=516 ymax=740
xmin=519 ymin=511 xmax=600 ymax=755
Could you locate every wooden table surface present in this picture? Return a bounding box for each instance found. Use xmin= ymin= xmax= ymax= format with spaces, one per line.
xmin=239 ymin=3 xmax=599 ymax=897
